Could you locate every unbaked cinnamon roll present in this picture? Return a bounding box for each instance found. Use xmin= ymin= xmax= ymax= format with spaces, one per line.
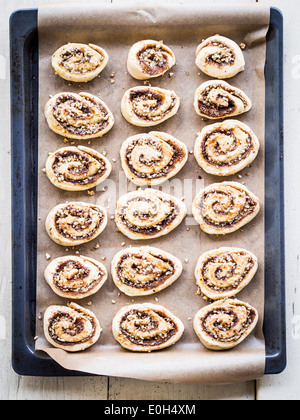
xmin=45 ymin=255 xmax=108 ymax=299
xmin=194 ymin=80 xmax=252 ymax=120
xmin=195 ymin=247 xmax=258 ymax=300
xmin=46 ymin=202 xmax=107 ymax=246
xmin=196 ymin=35 xmax=245 ymax=79
xmin=52 ymin=43 xmax=109 ymax=82
xmin=111 ymin=246 xmax=182 ymax=296
xmin=45 ymin=92 xmax=114 ymax=140
xmin=194 ymin=120 xmax=260 ymax=176
xmin=127 ymin=40 xmax=176 ymax=80
xmin=44 ymin=302 xmax=102 ymax=352
xmin=192 ymin=182 xmax=260 ymax=235
xmin=194 ymin=299 xmax=258 ymax=350
xmin=45 ymin=146 xmax=112 ymax=191
xmin=112 ymin=303 xmax=184 ymax=352
xmin=120 ymin=131 xmax=188 ymax=186
xmin=115 ymin=189 xmax=187 ymax=240
xmin=121 ymin=86 xmax=180 ymax=127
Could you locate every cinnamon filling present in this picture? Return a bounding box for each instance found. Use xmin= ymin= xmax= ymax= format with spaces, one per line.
xmin=201 ymin=307 xmax=256 ymax=342
xmin=137 ymin=46 xmax=168 ymax=75
xmin=60 ymin=48 xmax=101 ymax=74
xmin=117 ymin=253 xmax=175 ymax=290
xmin=120 ymin=198 xmax=179 ymax=235
xmin=202 ymin=130 xmax=253 ymax=167
xmin=48 ymin=311 xmax=96 ymax=346
xmin=54 ymin=205 xmax=104 ymax=239
xmin=53 ymin=150 xmax=106 ymax=185
xmin=129 ymin=89 xmax=176 ymax=121
xmin=200 ymin=193 xmax=256 ymax=228
xmin=125 ymin=138 xmax=185 ymax=180
xmin=202 ymin=253 xmax=255 ymax=292
xmin=120 ymin=310 xmax=178 ymax=346
xmin=53 ymin=94 xmax=109 ymax=135
xmin=53 ymin=260 xmax=103 ymax=295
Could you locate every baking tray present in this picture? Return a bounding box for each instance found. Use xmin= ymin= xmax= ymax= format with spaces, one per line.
xmin=10 ymin=7 xmax=286 ymax=377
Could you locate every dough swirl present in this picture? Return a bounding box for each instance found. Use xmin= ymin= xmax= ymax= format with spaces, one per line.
xmin=194 ymin=299 xmax=258 ymax=350
xmin=195 ymin=247 xmax=258 ymax=300
xmin=45 ymin=255 xmax=108 ymax=299
xmin=120 ymin=131 xmax=188 ymax=186
xmin=127 ymin=40 xmax=176 ymax=80
xmin=111 ymin=246 xmax=182 ymax=296
xmin=46 ymin=201 xmax=107 ymax=246
xmin=192 ymin=182 xmax=260 ymax=235
xmin=196 ymin=35 xmax=245 ymax=79
xmin=194 ymin=80 xmax=251 ymax=120
xmin=112 ymin=303 xmax=185 ymax=352
xmin=52 ymin=43 xmax=109 ymax=82
xmin=45 ymin=146 xmax=111 ymax=191
xmin=44 ymin=302 xmax=102 ymax=352
xmin=121 ymin=86 xmax=180 ymax=127
xmin=45 ymin=92 xmax=114 ymax=140
xmin=115 ymin=189 xmax=187 ymax=240
xmin=194 ymin=120 xmax=260 ymax=176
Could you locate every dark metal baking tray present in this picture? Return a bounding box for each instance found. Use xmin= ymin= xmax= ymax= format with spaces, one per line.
xmin=10 ymin=7 xmax=286 ymax=377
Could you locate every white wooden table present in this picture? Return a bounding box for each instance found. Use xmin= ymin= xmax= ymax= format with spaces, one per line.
xmin=1 ymin=0 xmax=299 ymax=400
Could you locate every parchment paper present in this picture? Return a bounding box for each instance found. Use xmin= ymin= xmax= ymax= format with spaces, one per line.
xmin=35 ymin=1 xmax=270 ymax=384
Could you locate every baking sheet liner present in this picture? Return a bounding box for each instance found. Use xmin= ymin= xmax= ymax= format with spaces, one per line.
xmin=35 ymin=1 xmax=270 ymax=384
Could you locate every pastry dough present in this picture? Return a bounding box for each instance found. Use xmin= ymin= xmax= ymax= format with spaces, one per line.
xmin=196 ymin=35 xmax=245 ymax=79
xmin=46 ymin=201 xmax=107 ymax=246
xmin=192 ymin=181 xmax=260 ymax=235
xmin=115 ymin=189 xmax=187 ymax=240
xmin=194 ymin=299 xmax=259 ymax=350
xmin=52 ymin=43 xmax=109 ymax=82
xmin=111 ymin=246 xmax=182 ymax=296
xmin=195 ymin=247 xmax=258 ymax=300
xmin=112 ymin=303 xmax=184 ymax=352
xmin=45 ymin=92 xmax=114 ymax=140
xmin=44 ymin=302 xmax=102 ymax=352
xmin=194 ymin=80 xmax=252 ymax=120
xmin=194 ymin=120 xmax=260 ymax=176
xmin=127 ymin=40 xmax=176 ymax=80
xmin=121 ymin=86 xmax=180 ymax=127
xmin=45 ymin=145 xmax=112 ymax=191
xmin=120 ymin=131 xmax=188 ymax=186
xmin=45 ymin=255 xmax=108 ymax=299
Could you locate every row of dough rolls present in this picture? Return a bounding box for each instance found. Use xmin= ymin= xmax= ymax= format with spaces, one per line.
xmin=43 ymin=244 xmax=258 ymax=352
xmin=45 ymin=37 xmax=252 ymax=138
xmin=193 ymin=35 xmax=259 ymax=351
xmin=52 ymin=36 xmax=245 ymax=83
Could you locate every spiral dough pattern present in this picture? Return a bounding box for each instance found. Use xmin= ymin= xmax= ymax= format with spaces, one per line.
xmin=44 ymin=302 xmax=102 ymax=352
xmin=46 ymin=201 xmax=107 ymax=246
xmin=52 ymin=43 xmax=109 ymax=82
xmin=115 ymin=189 xmax=187 ymax=240
xmin=120 ymin=131 xmax=188 ymax=186
xmin=121 ymin=86 xmax=180 ymax=127
xmin=194 ymin=80 xmax=252 ymax=120
xmin=195 ymin=247 xmax=258 ymax=300
xmin=45 ymin=255 xmax=108 ymax=299
xmin=192 ymin=182 xmax=260 ymax=235
xmin=194 ymin=120 xmax=260 ymax=176
xmin=45 ymin=92 xmax=114 ymax=140
xmin=46 ymin=146 xmax=111 ymax=191
xmin=195 ymin=35 xmax=245 ymax=79
xmin=127 ymin=40 xmax=176 ymax=80
xmin=112 ymin=303 xmax=185 ymax=352
xmin=111 ymin=246 xmax=182 ymax=296
xmin=194 ymin=299 xmax=259 ymax=350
